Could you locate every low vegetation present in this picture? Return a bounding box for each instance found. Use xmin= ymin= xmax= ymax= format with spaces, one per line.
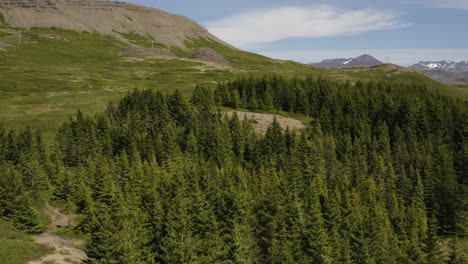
xmin=0 ymin=221 xmax=52 ymax=264
xmin=0 ymin=27 xmax=466 ymax=141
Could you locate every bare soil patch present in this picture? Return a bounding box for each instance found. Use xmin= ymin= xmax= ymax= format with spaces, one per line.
xmin=227 ymin=111 xmax=306 ymax=134
xmin=27 ymin=203 xmax=86 ymax=264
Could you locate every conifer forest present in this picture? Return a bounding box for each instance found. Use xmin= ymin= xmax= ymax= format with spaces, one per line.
xmin=1 ymin=76 xmax=467 ymax=263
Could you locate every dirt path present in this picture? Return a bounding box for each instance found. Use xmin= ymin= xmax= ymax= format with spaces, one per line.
xmin=27 ymin=203 xmax=87 ymax=264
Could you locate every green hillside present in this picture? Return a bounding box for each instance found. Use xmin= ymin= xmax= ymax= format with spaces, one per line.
xmin=0 ymin=26 xmax=465 ymax=140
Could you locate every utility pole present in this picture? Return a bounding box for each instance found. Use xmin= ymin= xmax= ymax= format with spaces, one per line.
xmin=386 ymin=57 xmax=390 ymax=64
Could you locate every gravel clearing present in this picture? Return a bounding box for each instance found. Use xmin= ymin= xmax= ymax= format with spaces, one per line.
xmin=27 ymin=203 xmax=86 ymax=264
xmin=227 ymin=111 xmax=306 ymax=134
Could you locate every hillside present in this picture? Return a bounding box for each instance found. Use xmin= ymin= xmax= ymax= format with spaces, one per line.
xmin=421 ymin=70 xmax=468 ymax=84
xmin=0 ymin=0 xmax=226 ymax=48
xmin=0 ymin=1 xmax=466 ymax=141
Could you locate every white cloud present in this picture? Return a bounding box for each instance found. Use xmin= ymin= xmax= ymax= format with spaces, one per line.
xmin=205 ymin=6 xmax=410 ymax=49
xmin=257 ymin=49 xmax=468 ymax=66
xmin=438 ymin=0 xmax=468 ymax=9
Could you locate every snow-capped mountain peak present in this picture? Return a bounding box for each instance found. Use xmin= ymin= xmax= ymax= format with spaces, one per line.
xmin=410 ymin=60 xmax=468 ymax=72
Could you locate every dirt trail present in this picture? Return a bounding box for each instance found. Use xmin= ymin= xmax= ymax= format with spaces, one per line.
xmin=27 ymin=203 xmax=86 ymax=264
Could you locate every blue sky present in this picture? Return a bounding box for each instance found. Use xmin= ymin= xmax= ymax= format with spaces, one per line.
xmin=128 ymin=0 xmax=468 ymax=66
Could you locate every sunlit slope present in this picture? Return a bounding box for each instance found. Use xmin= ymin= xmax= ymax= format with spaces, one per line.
xmin=0 ymin=26 xmax=465 ymax=139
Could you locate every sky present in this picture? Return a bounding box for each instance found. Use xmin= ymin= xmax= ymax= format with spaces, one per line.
xmin=127 ymin=0 xmax=468 ymax=66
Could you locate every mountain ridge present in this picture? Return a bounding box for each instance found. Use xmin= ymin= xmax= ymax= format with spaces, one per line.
xmin=409 ymin=60 xmax=468 ymax=83
xmin=0 ymin=0 xmax=227 ymax=48
xmin=410 ymin=60 xmax=468 ymax=72
xmin=309 ymin=54 xmax=384 ymax=68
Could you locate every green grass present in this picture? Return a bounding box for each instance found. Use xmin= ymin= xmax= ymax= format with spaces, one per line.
xmin=450 ymin=83 xmax=468 ymax=99
xmin=0 ymin=27 xmax=466 ymax=141
xmin=452 ymin=83 xmax=468 ymax=89
xmin=48 ymin=199 xmax=79 ymax=214
xmin=0 ymin=11 xmax=6 ymax=28
xmin=0 ymin=221 xmax=53 ymax=264
xmin=0 ymin=31 xmax=11 ymax=37
xmin=115 ymin=31 xmax=168 ymax=49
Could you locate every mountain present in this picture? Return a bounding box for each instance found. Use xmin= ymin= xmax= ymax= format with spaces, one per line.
xmin=410 ymin=60 xmax=468 ymax=72
xmin=0 ymin=0 xmax=226 ymax=48
xmin=310 ymin=54 xmax=384 ymax=68
xmin=309 ymin=58 xmax=350 ymax=68
xmin=418 ymin=70 xmax=468 ymax=84
xmin=409 ymin=60 xmax=468 ymax=83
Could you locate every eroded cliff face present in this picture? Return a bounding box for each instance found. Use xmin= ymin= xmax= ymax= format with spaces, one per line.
xmin=0 ymin=0 xmax=225 ymax=47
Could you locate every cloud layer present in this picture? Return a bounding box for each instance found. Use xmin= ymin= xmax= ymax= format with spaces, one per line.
xmin=205 ymin=6 xmax=409 ymax=49
xmin=438 ymin=0 xmax=468 ymax=9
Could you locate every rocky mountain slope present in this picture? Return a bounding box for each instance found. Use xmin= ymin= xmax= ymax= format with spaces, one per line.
xmin=410 ymin=60 xmax=468 ymax=83
xmin=419 ymin=70 xmax=468 ymax=84
xmin=0 ymin=0 xmax=226 ymax=48
xmin=310 ymin=54 xmax=383 ymax=68
xmin=410 ymin=60 xmax=468 ymax=72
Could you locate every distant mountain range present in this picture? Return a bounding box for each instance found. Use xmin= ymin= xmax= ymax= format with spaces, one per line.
xmin=410 ymin=60 xmax=468 ymax=72
xmin=310 ymin=55 xmax=468 ymax=84
xmin=409 ymin=60 xmax=468 ymax=84
xmin=309 ymin=54 xmax=384 ymax=68
xmin=418 ymin=70 xmax=468 ymax=84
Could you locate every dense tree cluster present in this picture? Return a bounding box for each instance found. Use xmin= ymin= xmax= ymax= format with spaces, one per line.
xmin=0 ymin=126 xmax=48 ymax=233
xmin=1 ymin=76 xmax=466 ymax=263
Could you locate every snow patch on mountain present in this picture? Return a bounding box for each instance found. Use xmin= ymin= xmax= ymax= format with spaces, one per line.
xmin=410 ymin=60 xmax=468 ymax=72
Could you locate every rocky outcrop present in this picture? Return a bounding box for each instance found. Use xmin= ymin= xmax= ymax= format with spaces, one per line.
xmin=190 ymin=47 xmax=229 ymax=66
xmin=0 ymin=0 xmax=227 ymax=48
